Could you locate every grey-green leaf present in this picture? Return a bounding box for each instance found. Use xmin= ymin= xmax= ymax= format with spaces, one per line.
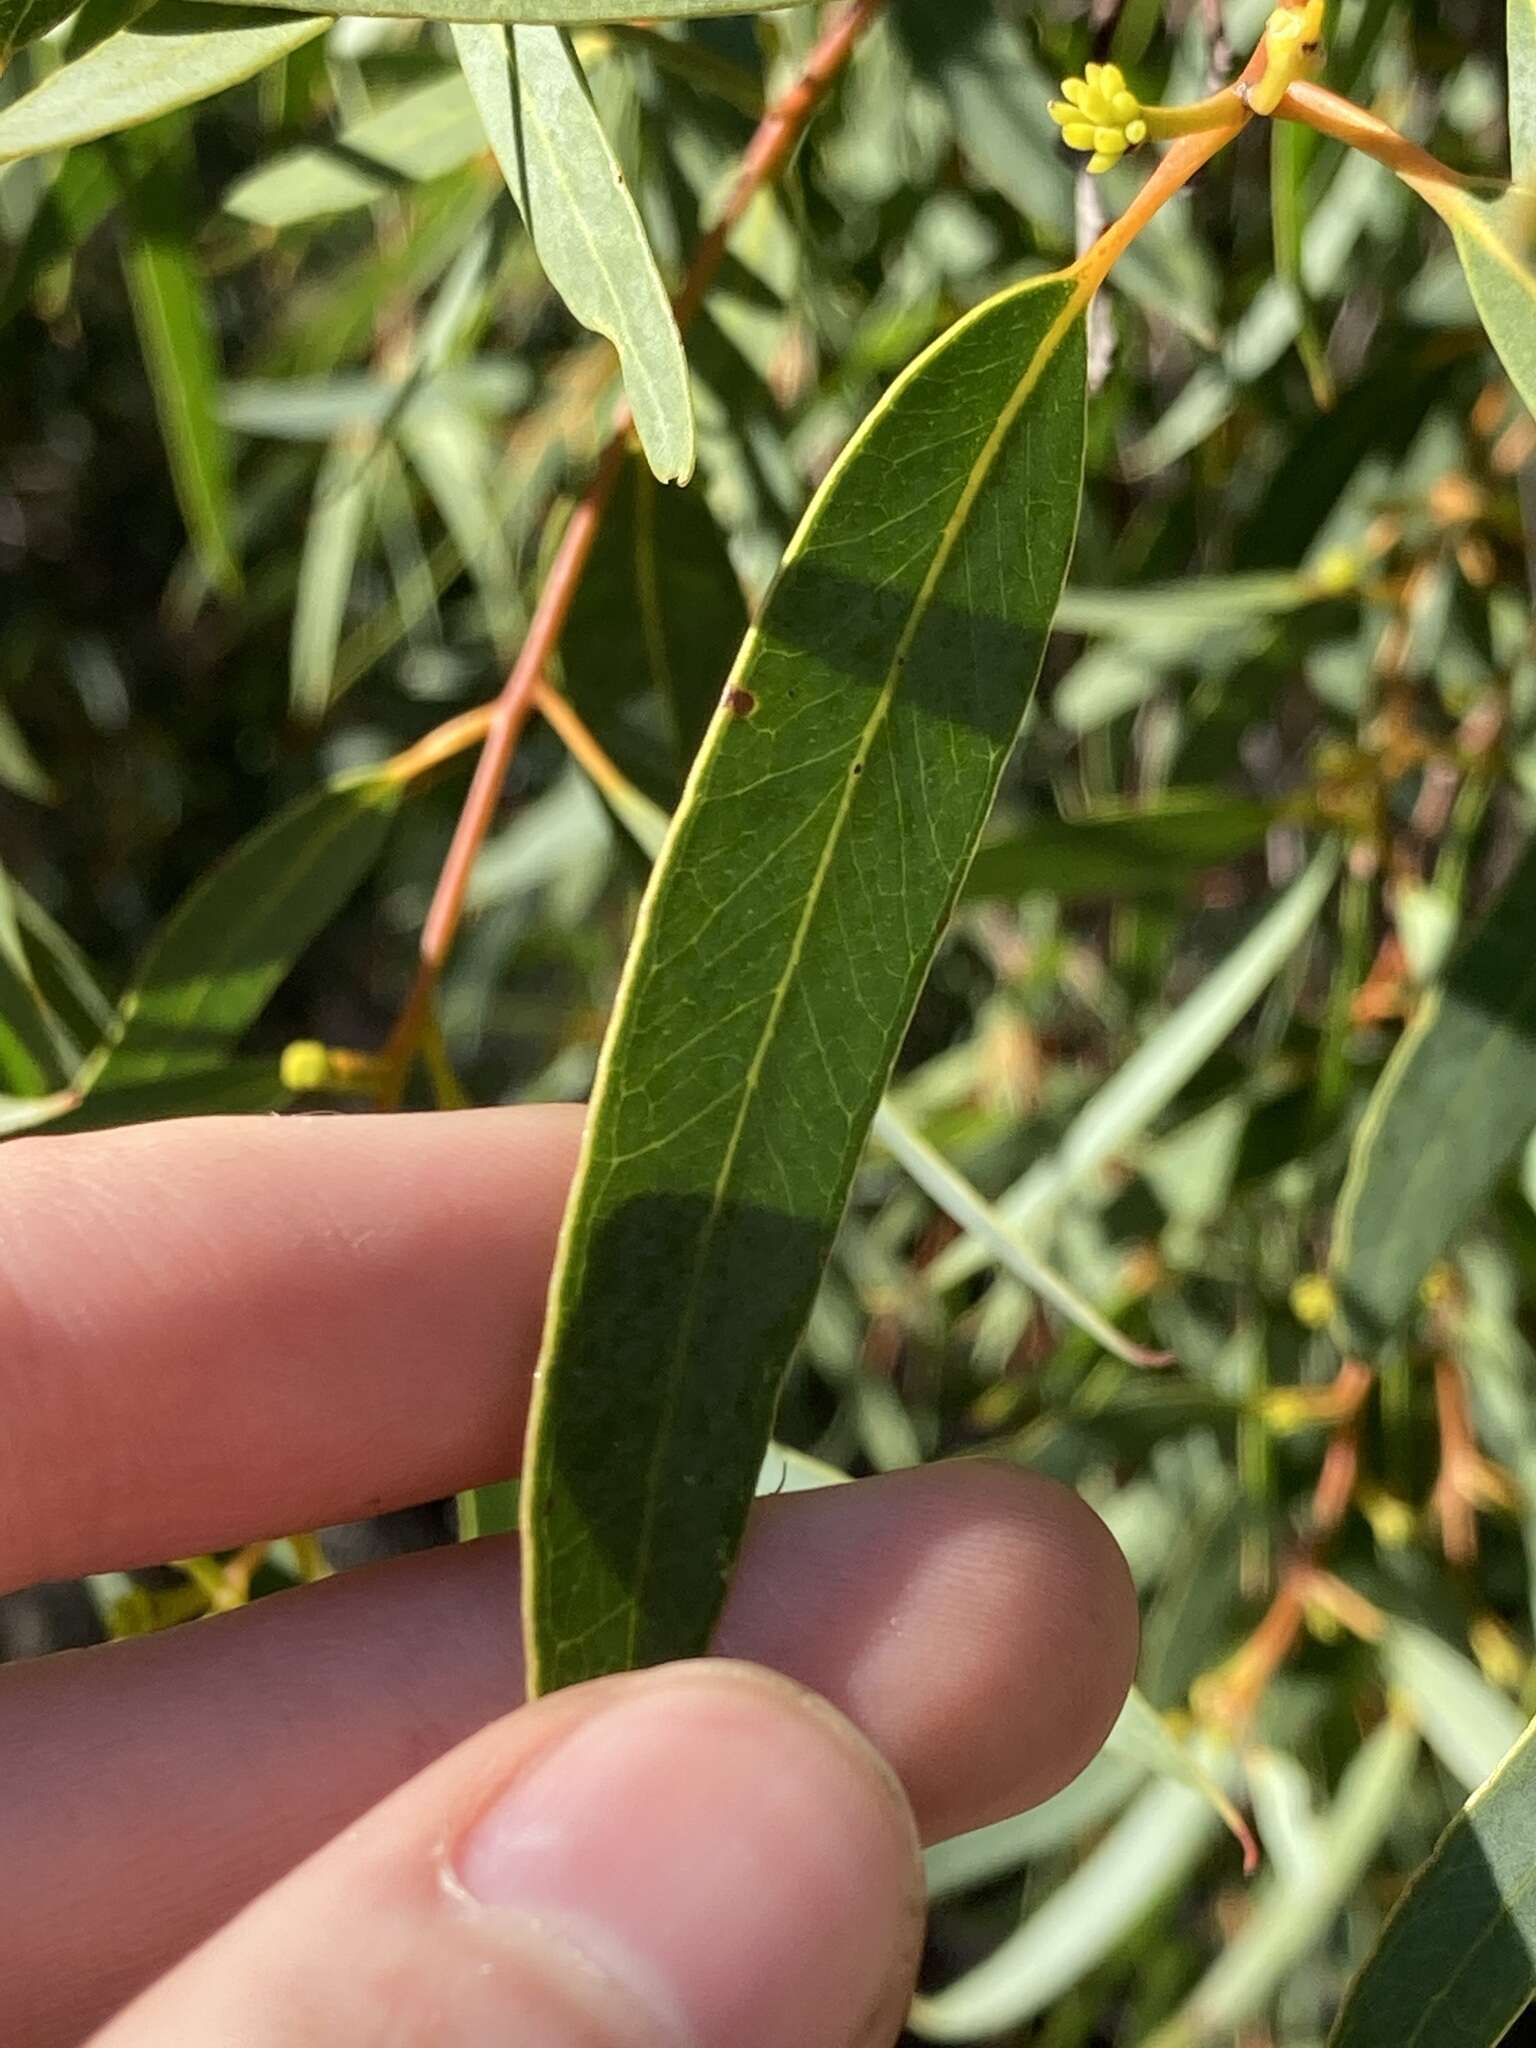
xmin=1331 ymin=834 xmax=1536 ymax=1354
xmin=1405 ymin=177 xmax=1536 ymax=419
xmin=1510 ymin=0 xmax=1536 ymax=189
xmin=119 ymin=132 xmax=240 ymax=595
xmin=215 ymin=0 xmax=793 ymax=21
xmin=0 ymin=3 xmax=327 ymax=164
xmin=78 ymin=767 xmax=403 ymax=1112
xmin=930 ymin=846 xmax=1339 ymax=1292
xmin=453 ymin=23 xmax=693 ymax=483
xmin=1330 ymin=1713 xmax=1536 ymax=2048
xmin=289 ymin=435 xmax=375 ymax=720
xmin=522 ymin=271 xmax=1088 ymax=1693
xmin=1154 ymin=1716 xmax=1420 ymax=2048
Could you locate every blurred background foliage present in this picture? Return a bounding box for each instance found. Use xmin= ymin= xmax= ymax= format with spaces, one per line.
xmin=4 ymin=0 xmax=1536 ymax=2039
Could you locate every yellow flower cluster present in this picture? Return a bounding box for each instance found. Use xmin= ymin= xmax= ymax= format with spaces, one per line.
xmin=1048 ymin=63 xmax=1148 ymax=175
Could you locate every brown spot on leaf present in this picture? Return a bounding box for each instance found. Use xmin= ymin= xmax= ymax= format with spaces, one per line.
xmin=726 ymin=687 xmax=758 ymax=718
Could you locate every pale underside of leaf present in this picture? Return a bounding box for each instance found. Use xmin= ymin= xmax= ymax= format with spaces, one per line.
xmin=522 ymin=270 xmax=1088 ymax=1694
xmin=453 ymin=21 xmax=693 ymax=482
xmin=0 ymin=4 xmax=328 ymax=163
xmin=1510 ymin=0 xmax=1536 ymax=190
xmin=217 ymin=0 xmax=790 ymax=19
xmin=1405 ymin=177 xmax=1536 ymax=420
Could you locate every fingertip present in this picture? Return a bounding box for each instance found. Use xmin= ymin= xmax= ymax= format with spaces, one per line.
xmin=723 ymin=1459 xmax=1138 ymax=1839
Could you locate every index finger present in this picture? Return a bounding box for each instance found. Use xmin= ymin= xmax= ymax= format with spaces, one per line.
xmin=0 ymin=1107 xmax=584 ymax=1592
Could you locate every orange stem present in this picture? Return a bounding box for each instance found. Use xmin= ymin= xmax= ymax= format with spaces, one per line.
xmin=1274 ymin=80 xmax=1476 ymax=189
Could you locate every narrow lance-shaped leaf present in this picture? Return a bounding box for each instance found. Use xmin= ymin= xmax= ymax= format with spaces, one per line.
xmin=219 ymin=0 xmax=796 ymax=21
xmin=1510 ymin=0 xmax=1536 ymax=189
xmin=1151 ymin=1715 xmax=1420 ymax=2048
xmin=962 ymin=791 xmax=1278 ymax=903
xmin=76 ymin=766 xmax=404 ymax=1117
xmin=0 ymin=3 xmax=328 ymax=164
xmin=560 ymin=454 xmax=747 ymax=799
xmin=1330 ymin=1712 xmax=1536 ymax=2048
xmin=453 ymin=23 xmax=694 ymax=484
xmin=289 ymin=434 xmax=375 ymax=721
xmin=1330 ymin=833 xmax=1536 ymax=1354
xmin=911 ymin=1766 xmax=1228 ymax=2041
xmin=522 ymin=270 xmax=1088 ymax=1693
xmin=118 ymin=129 xmax=240 ymax=595
xmin=1401 ymin=172 xmax=1536 ymax=420
xmin=929 ymin=846 xmax=1339 ymax=1292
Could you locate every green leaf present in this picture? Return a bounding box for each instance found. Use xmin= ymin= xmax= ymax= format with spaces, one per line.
xmin=962 ymin=792 xmax=1277 ymax=903
xmin=872 ymin=1098 xmax=1173 ymax=1369
xmin=0 ymin=145 xmax=122 ymax=332
xmin=119 ymin=130 xmax=240 ymax=595
xmin=560 ymin=454 xmax=746 ymax=797
xmin=0 ymin=866 xmax=66 ymax=1093
xmin=911 ymin=1763 xmax=1229 ymax=2040
xmin=522 ymin=270 xmax=1088 ymax=1692
xmin=1330 ymin=1713 xmax=1536 ymax=2048
xmin=1330 ymin=835 xmax=1536 ymax=1353
xmin=215 ymin=0 xmax=793 ymax=21
xmin=222 ymin=70 xmax=487 ymax=228
xmin=1406 ymin=178 xmax=1536 ymax=420
xmin=929 ymin=847 xmax=1339 ymax=1291
xmin=0 ymin=3 xmax=328 ymax=163
xmin=289 ymin=434 xmax=375 ymax=720
xmin=1510 ymin=0 xmax=1536 ymax=189
xmin=1153 ymin=1715 xmax=1420 ymax=2048
xmin=0 ymin=0 xmax=77 ymax=69
xmin=0 ymin=696 xmax=55 ymax=803
xmin=452 ymin=24 xmax=693 ymax=483
xmin=0 ymin=1088 xmax=81 ymax=1137
xmin=78 ymin=767 xmax=403 ymax=1108
xmin=1382 ymin=1620 xmax=1526 ymax=1792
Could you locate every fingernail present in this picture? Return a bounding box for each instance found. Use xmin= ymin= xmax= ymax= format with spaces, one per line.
xmin=456 ymin=1664 xmax=921 ymax=2048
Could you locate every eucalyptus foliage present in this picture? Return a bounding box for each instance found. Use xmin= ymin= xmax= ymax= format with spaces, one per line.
xmin=4 ymin=0 xmax=1536 ymax=2040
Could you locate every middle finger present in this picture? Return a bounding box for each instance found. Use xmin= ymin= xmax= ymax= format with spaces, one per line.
xmin=1 ymin=1460 xmax=1134 ymax=2048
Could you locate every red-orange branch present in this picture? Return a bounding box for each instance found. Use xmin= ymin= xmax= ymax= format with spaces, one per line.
xmin=380 ymin=0 xmax=887 ymax=1098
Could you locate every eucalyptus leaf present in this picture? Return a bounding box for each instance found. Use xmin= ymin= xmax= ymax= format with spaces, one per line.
xmin=216 ymin=0 xmax=794 ymax=20
xmin=1330 ymin=1713 xmax=1536 ymax=2048
xmin=930 ymin=847 xmax=1339 ymax=1291
xmin=963 ymin=792 xmax=1277 ymax=903
xmin=289 ymin=434 xmax=374 ymax=721
xmin=0 ymin=4 xmax=328 ymax=163
xmin=0 ymin=0 xmax=76 ymax=69
xmin=911 ymin=1767 xmax=1227 ymax=2040
xmin=522 ymin=270 xmax=1089 ymax=1693
xmin=1152 ymin=1716 xmax=1419 ymax=2047
xmin=561 ymin=455 xmax=745 ymax=797
xmin=119 ymin=132 xmax=239 ymax=595
xmin=453 ymin=23 xmax=693 ymax=483
xmin=1406 ymin=178 xmax=1536 ymax=420
xmin=78 ymin=767 xmax=403 ymax=1108
xmin=1510 ymin=0 xmax=1536 ymax=190
xmin=1331 ymin=834 xmax=1536 ymax=1353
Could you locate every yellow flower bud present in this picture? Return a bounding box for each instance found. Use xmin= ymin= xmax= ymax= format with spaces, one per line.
xmin=1248 ymin=0 xmax=1326 ymax=116
xmin=1048 ymin=63 xmax=1149 ymax=172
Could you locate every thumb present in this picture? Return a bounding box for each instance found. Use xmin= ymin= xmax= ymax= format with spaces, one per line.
xmin=87 ymin=1661 xmax=925 ymax=2048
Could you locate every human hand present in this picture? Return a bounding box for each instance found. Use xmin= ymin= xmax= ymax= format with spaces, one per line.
xmin=0 ymin=1108 xmax=1137 ymax=2047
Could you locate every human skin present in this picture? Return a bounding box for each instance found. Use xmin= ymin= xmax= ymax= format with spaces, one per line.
xmin=0 ymin=1107 xmax=1138 ymax=2046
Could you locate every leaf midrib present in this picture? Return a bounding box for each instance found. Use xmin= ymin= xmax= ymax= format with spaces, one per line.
xmin=617 ymin=276 xmax=1085 ymax=1666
